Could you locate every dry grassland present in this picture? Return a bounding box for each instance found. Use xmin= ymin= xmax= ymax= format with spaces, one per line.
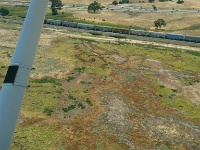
xmin=67 ymin=10 xmax=200 ymax=36
xmin=63 ymin=0 xmax=200 ymax=9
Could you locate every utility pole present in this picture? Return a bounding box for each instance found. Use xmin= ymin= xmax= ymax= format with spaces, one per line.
xmin=0 ymin=0 xmax=48 ymax=149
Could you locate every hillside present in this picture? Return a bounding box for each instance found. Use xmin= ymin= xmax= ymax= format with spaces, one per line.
xmin=62 ymin=0 xmax=200 ymax=9
xmin=0 ymin=21 xmax=200 ymax=149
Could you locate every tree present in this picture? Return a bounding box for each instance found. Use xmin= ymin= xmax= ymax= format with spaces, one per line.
xmin=50 ymin=0 xmax=63 ymax=15
xmin=154 ymin=19 xmax=166 ymax=29
xmin=88 ymin=1 xmax=102 ymax=14
xmin=0 ymin=7 xmax=9 ymax=16
xmin=148 ymin=0 xmax=155 ymax=3
xmin=177 ymin=0 xmax=184 ymax=4
xmin=112 ymin=0 xmax=118 ymax=6
xmin=118 ymin=0 xmax=129 ymax=4
xmin=152 ymin=5 xmax=157 ymax=10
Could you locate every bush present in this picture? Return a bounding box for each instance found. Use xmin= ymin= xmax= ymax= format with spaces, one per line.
xmin=62 ymin=105 xmax=76 ymax=112
xmin=74 ymin=67 xmax=85 ymax=73
xmin=86 ymin=98 xmax=93 ymax=106
xmin=43 ymin=107 xmax=53 ymax=116
xmin=78 ymin=103 xmax=85 ymax=109
xmin=32 ymin=78 xmax=62 ymax=86
xmin=177 ymin=0 xmax=184 ymax=4
xmin=67 ymin=76 xmax=75 ymax=82
xmin=0 ymin=7 xmax=9 ymax=16
xmin=68 ymin=95 xmax=77 ymax=100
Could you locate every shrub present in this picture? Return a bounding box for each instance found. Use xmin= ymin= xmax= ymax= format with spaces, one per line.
xmin=67 ymin=76 xmax=76 ymax=82
xmin=68 ymin=95 xmax=76 ymax=100
xmin=78 ymin=103 xmax=85 ymax=109
xmin=0 ymin=7 xmax=9 ymax=16
xmin=43 ymin=107 xmax=53 ymax=116
xmin=56 ymin=88 xmax=64 ymax=94
xmin=32 ymin=78 xmax=62 ymax=86
xmin=62 ymin=105 xmax=76 ymax=112
xmin=74 ymin=67 xmax=85 ymax=73
xmin=86 ymin=98 xmax=93 ymax=106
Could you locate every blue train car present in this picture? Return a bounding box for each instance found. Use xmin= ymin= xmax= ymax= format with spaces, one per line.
xmin=185 ymin=35 xmax=200 ymax=43
xmin=165 ymin=33 xmax=185 ymax=40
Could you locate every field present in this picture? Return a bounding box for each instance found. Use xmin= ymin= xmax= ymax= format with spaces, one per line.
xmin=1 ymin=0 xmax=200 ymax=36
xmin=0 ymin=20 xmax=200 ymax=149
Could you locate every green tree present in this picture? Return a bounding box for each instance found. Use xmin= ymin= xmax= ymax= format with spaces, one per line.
xmin=50 ymin=0 xmax=63 ymax=15
xmin=154 ymin=19 xmax=166 ymax=29
xmin=0 ymin=7 xmax=9 ymax=16
xmin=177 ymin=0 xmax=184 ymax=4
xmin=148 ymin=0 xmax=155 ymax=2
xmin=118 ymin=0 xmax=129 ymax=4
xmin=88 ymin=1 xmax=102 ymax=14
xmin=152 ymin=5 xmax=157 ymax=10
xmin=112 ymin=0 xmax=118 ymax=5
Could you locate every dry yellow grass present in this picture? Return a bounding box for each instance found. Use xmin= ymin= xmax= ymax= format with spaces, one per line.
xmin=62 ymin=0 xmax=200 ymax=10
xmin=59 ymin=0 xmax=200 ymax=36
xmin=66 ymin=9 xmax=200 ymax=36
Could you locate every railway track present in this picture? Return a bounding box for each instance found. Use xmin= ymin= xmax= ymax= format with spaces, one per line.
xmin=0 ymin=18 xmax=200 ymax=49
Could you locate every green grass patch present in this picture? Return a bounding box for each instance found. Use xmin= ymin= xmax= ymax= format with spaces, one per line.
xmin=22 ymin=83 xmax=59 ymax=114
xmin=147 ymin=76 xmax=200 ymax=119
xmin=11 ymin=124 xmax=60 ymax=149
xmin=68 ymin=88 xmax=88 ymax=99
xmin=48 ymin=38 xmax=83 ymax=67
xmin=45 ymin=9 xmax=74 ymax=20
xmin=185 ymin=51 xmax=200 ymax=57
xmin=0 ymin=5 xmax=28 ymax=19
xmin=163 ymin=97 xmax=200 ymax=119
xmin=32 ymin=78 xmax=62 ymax=86
xmin=56 ymin=88 xmax=65 ymax=94
xmin=97 ymin=43 xmax=200 ymax=73
xmin=87 ymin=58 xmax=113 ymax=76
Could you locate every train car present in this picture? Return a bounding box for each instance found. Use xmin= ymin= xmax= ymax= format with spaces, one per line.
xmin=130 ymin=29 xmax=146 ymax=36
xmin=77 ymin=23 xmax=95 ymax=30
xmin=62 ymin=21 xmax=78 ymax=28
xmin=45 ymin=19 xmax=62 ymax=26
xmin=184 ymin=35 xmax=200 ymax=43
xmin=146 ymin=31 xmax=165 ymax=38
xmin=165 ymin=33 xmax=185 ymax=40
xmin=112 ymin=28 xmax=129 ymax=34
xmin=95 ymin=25 xmax=112 ymax=32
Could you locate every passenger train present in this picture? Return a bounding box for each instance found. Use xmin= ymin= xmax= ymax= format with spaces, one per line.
xmin=44 ymin=19 xmax=200 ymax=43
